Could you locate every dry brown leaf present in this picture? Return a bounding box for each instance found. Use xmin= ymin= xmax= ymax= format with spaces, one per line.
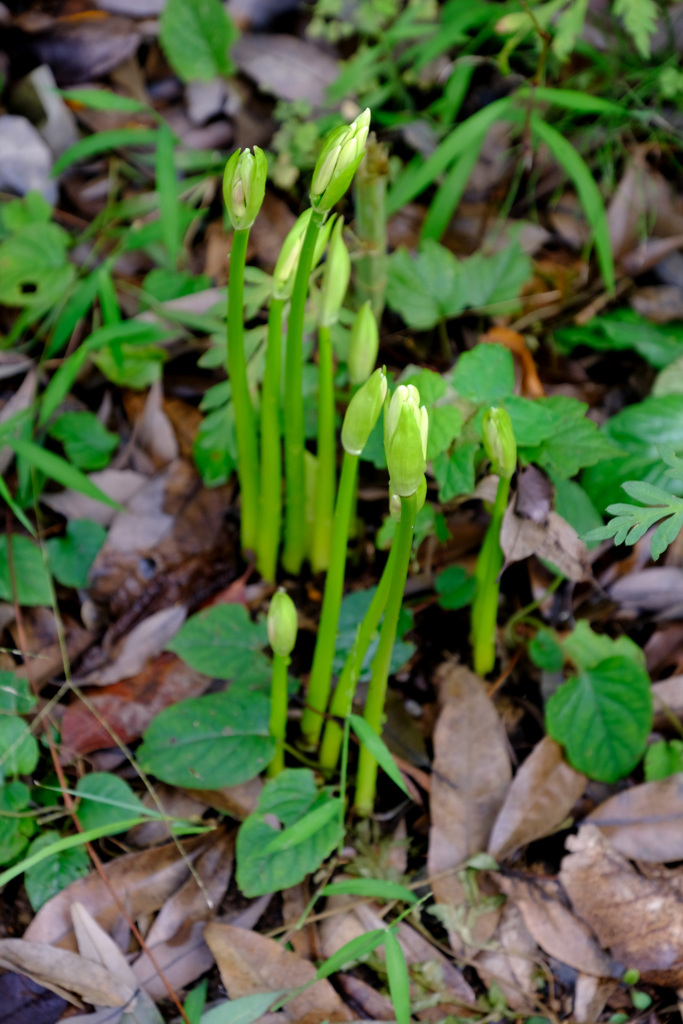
xmin=41 ymin=468 xmax=148 ymax=526
xmin=0 ymin=368 xmax=36 ymax=474
xmin=474 ymin=901 xmax=539 ymax=1011
xmin=488 ymin=737 xmax=586 ymax=861
xmin=232 ymin=33 xmax=338 ymax=106
xmin=336 ymin=973 xmax=395 ymax=1020
xmin=204 ymin=922 xmax=353 ymax=1024
xmin=607 ymin=152 xmax=683 ymax=261
xmin=500 ymin=505 xmax=591 ymax=582
xmin=427 ymin=663 xmax=511 ymax=954
xmin=497 ymin=875 xmax=618 ymax=977
xmin=0 ymin=938 xmax=130 ymax=1008
xmin=587 ymin=776 xmax=683 ymax=862
xmin=560 ymin=824 xmax=683 ymax=986
xmin=25 ymin=832 xmax=219 ymax=949
xmin=137 ymin=380 xmax=180 ymax=466
xmin=76 ymin=605 xmax=187 ymax=687
xmin=573 ymin=973 xmax=618 ymax=1024
xmin=127 ymin=785 xmax=209 ymax=847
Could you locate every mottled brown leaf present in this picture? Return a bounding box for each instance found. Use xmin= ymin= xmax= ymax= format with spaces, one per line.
xmin=500 ymin=506 xmax=591 ymax=582
xmin=588 ymin=775 xmax=683 ymax=862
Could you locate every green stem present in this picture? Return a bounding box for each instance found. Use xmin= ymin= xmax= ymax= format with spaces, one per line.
xmin=311 ymin=324 xmax=336 ymax=573
xmin=471 ymin=475 xmax=511 ymax=676
xmin=353 ymin=138 xmax=388 ymax=322
xmin=355 ymin=492 xmax=417 ymax=816
xmin=319 ymin=541 xmax=399 ymax=772
xmin=257 ymin=297 xmax=285 ymax=582
xmin=268 ymin=652 xmax=290 ymax=776
xmin=283 ymin=212 xmax=324 ymax=574
xmin=227 ymin=227 xmax=259 ymax=555
xmin=300 ymin=451 xmax=359 ymax=748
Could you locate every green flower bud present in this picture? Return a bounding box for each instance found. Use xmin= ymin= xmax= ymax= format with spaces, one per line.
xmin=272 ymin=211 xmax=335 ymax=301
xmin=482 ymin=407 xmax=517 ymax=479
xmin=223 ymin=146 xmax=267 ymax=231
xmin=318 ymin=217 xmax=350 ymax=327
xmin=348 ymin=301 xmax=379 ymax=386
xmin=341 ymin=367 xmax=387 ymax=456
xmin=267 ymin=587 xmax=298 ymax=658
xmin=384 ymin=384 xmax=428 ymax=498
xmin=311 ymin=108 xmax=371 ymax=213
xmin=390 ymin=474 xmax=426 ymax=521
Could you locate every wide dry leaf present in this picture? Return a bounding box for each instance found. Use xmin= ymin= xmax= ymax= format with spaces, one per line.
xmin=573 ymin=974 xmax=618 ymax=1024
xmin=560 ymin=824 xmax=683 ymax=986
xmin=497 ymin=875 xmax=618 ymax=977
xmin=587 ymin=775 xmax=683 ymax=861
xmin=204 ymin=922 xmax=352 ymax=1024
xmin=427 ymin=663 xmax=511 ymax=953
xmin=474 ymin=901 xmax=538 ymax=1011
xmin=232 ymin=33 xmax=338 ymax=105
xmin=25 ymin=831 xmax=219 ymax=948
xmin=488 ymin=737 xmax=586 ymax=861
xmin=500 ymin=505 xmax=591 ymax=582
xmin=41 ymin=469 xmax=147 ymax=526
xmin=0 ymin=939 xmax=130 ymax=1008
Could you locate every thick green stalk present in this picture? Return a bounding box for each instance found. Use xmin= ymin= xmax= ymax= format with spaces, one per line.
xmin=227 ymin=227 xmax=259 ymax=554
xmin=353 ymin=137 xmax=388 ymax=322
xmin=355 ymin=493 xmax=417 ymax=816
xmin=258 ymin=297 xmax=285 ymax=582
xmin=283 ymin=212 xmax=324 ymax=574
xmin=268 ymin=652 xmax=290 ymax=776
xmin=300 ymin=450 xmax=359 ymax=748
xmin=471 ymin=475 xmax=511 ymax=676
xmin=311 ymin=324 xmax=336 ymax=573
xmin=319 ymin=540 xmax=399 ymax=772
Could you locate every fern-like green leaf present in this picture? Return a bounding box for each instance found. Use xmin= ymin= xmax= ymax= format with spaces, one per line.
xmin=613 ymin=0 xmax=658 ymax=58
xmin=584 ymin=481 xmax=683 ymax=561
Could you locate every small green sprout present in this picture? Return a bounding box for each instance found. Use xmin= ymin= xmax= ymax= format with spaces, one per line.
xmin=268 ymin=588 xmax=298 ymax=776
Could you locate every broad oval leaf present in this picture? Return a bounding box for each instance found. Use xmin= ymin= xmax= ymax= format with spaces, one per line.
xmin=137 ymin=688 xmax=275 ymax=789
xmin=546 ymin=655 xmax=653 ymax=782
xmin=166 ymin=604 xmax=269 ymax=679
xmin=160 ymin=0 xmax=237 ymax=83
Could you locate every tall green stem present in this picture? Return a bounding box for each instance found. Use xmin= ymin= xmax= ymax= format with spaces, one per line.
xmin=300 ymin=450 xmax=359 ymax=748
xmin=283 ymin=213 xmax=324 ymax=574
xmin=471 ymin=475 xmax=511 ymax=676
xmin=319 ymin=541 xmax=399 ymax=772
xmin=268 ymin=652 xmax=289 ymax=776
xmin=353 ymin=137 xmax=388 ymax=322
xmin=355 ymin=492 xmax=417 ymax=816
xmin=258 ymin=297 xmax=285 ymax=582
xmin=227 ymin=227 xmax=259 ymax=554
xmin=311 ymin=324 xmax=336 ymax=573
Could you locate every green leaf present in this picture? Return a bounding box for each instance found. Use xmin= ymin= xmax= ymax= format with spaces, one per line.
xmin=46 ymin=519 xmax=107 ymax=589
xmin=0 ymin=782 xmax=35 ymax=866
xmin=553 ymin=478 xmax=604 ymax=546
xmin=426 ymin=405 xmax=463 ymax=460
xmin=156 ymin=122 xmax=182 ymax=268
xmin=614 ymin=0 xmax=658 ymax=56
xmin=384 ymin=928 xmax=411 ymax=1024
xmin=59 ymin=88 xmax=152 ymax=114
xmin=138 ymin=688 xmax=275 ymax=789
xmin=315 ymin=928 xmax=387 ymax=979
xmin=52 ymin=128 xmax=160 ymax=175
xmin=0 ymin=672 xmax=36 ymax=714
xmin=194 ymin=404 xmax=236 ymax=487
xmin=529 ymin=628 xmax=564 ymax=672
xmin=561 ymin=619 xmax=645 ymax=671
xmin=6 ymin=437 xmax=121 ymax=510
xmin=0 ymin=535 xmax=52 ymax=606
xmin=520 ymin=86 xmax=629 ymax=118
xmin=520 ymin=396 xmax=624 ymax=478
xmin=504 ymin=396 xmax=558 ymax=446
xmin=236 ymin=770 xmax=344 ymax=896
xmin=92 ymin=341 xmax=167 ymax=389
xmin=167 ymin=604 xmax=269 ymax=678
xmin=546 ymin=655 xmax=652 ymax=782
xmin=75 ymin=773 xmax=146 ymax=833
xmin=333 ymin=589 xmax=414 ymax=682
xmin=434 ymin=565 xmax=475 ymax=610
xmin=433 ymin=442 xmax=478 ymax=501
xmin=557 ymin=311 xmax=683 ymax=369
xmin=349 ymin=715 xmax=411 ymax=798
xmin=24 ymin=830 xmax=90 ymax=911
xmin=644 ymin=740 xmax=683 ymax=782
xmin=160 ymin=0 xmax=237 ymax=82
xmin=603 ymin=395 xmax=683 ymax=453
xmin=0 ymin=223 xmax=75 ymax=309
xmin=201 ymin=992 xmax=288 ymax=1024
xmin=321 ymin=878 xmax=418 ymax=904
xmin=582 ymin=452 xmax=675 ymax=514
xmin=530 ymin=114 xmax=614 ymax=293
xmin=48 ymin=411 xmax=119 ymax=471
xmin=386 ymin=242 xmax=460 ymax=330
xmin=0 ymin=717 xmax=39 ymax=778
xmin=453 ymin=344 xmax=515 ymax=405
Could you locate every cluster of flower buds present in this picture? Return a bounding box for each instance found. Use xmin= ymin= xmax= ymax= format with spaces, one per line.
xmin=482 ymin=407 xmax=517 ymax=480
xmin=341 ymin=367 xmax=387 ymax=457
xmin=384 ymin=384 xmax=428 ymax=498
xmin=348 ymin=302 xmax=379 ymax=386
xmin=310 ymin=108 xmax=371 ymax=213
xmin=223 ymin=146 xmax=268 ymax=231
xmin=272 ymin=210 xmax=334 ymax=301
xmin=267 ymin=588 xmax=298 ymax=658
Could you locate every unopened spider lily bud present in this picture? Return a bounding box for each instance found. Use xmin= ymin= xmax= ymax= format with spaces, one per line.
xmin=390 ymin=474 xmax=427 ymax=521
xmin=341 ymin=367 xmax=387 ymax=456
xmin=273 ymin=211 xmax=335 ymax=300
xmin=223 ymin=146 xmax=267 ymax=231
xmin=482 ymin=406 xmax=517 ymax=480
xmin=311 ymin=109 xmax=371 ymax=213
xmin=384 ymin=384 xmax=428 ymax=498
xmin=319 ymin=217 xmax=350 ymax=327
xmin=348 ymin=301 xmax=379 ymax=386
xmin=267 ymin=588 xmax=298 ymax=658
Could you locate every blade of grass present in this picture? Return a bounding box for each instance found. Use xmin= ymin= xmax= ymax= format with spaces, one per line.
xmin=156 ymin=122 xmax=182 ymax=270
xmin=53 ymin=128 xmax=160 ymax=176
xmin=420 ymin=138 xmax=484 ymax=241
xmin=384 ymin=928 xmax=411 ymax=1024
xmin=6 ymin=437 xmax=122 ymax=509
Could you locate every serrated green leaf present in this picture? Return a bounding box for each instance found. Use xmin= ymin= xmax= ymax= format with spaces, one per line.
xmin=160 ymin=0 xmax=237 ymax=83
xmin=453 ymin=344 xmax=515 ymax=405
xmin=433 ymin=442 xmax=478 ymax=501
xmin=614 ymin=0 xmax=658 ymax=56
xmin=48 ymin=411 xmax=119 ymax=471
xmin=561 ymin=620 xmax=645 ymax=671
xmin=236 ymin=770 xmax=344 ymax=896
xmin=504 ymin=396 xmax=558 ymax=446
xmin=24 ymin=830 xmax=90 ymax=911
xmin=546 ymin=655 xmax=652 ymax=782
xmin=138 ymin=689 xmax=275 ymax=789
xmin=46 ymin=519 xmax=107 ymax=589
xmin=167 ymin=604 xmax=269 ymax=678
xmin=557 ymin=310 xmax=683 ymax=369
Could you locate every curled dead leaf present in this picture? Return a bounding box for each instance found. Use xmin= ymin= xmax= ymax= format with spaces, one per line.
xmin=500 ymin=505 xmax=591 ymax=582
xmin=587 ymin=775 xmax=683 ymax=862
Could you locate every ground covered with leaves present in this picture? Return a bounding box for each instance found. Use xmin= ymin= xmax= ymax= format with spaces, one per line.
xmin=4 ymin=0 xmax=683 ymax=1022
